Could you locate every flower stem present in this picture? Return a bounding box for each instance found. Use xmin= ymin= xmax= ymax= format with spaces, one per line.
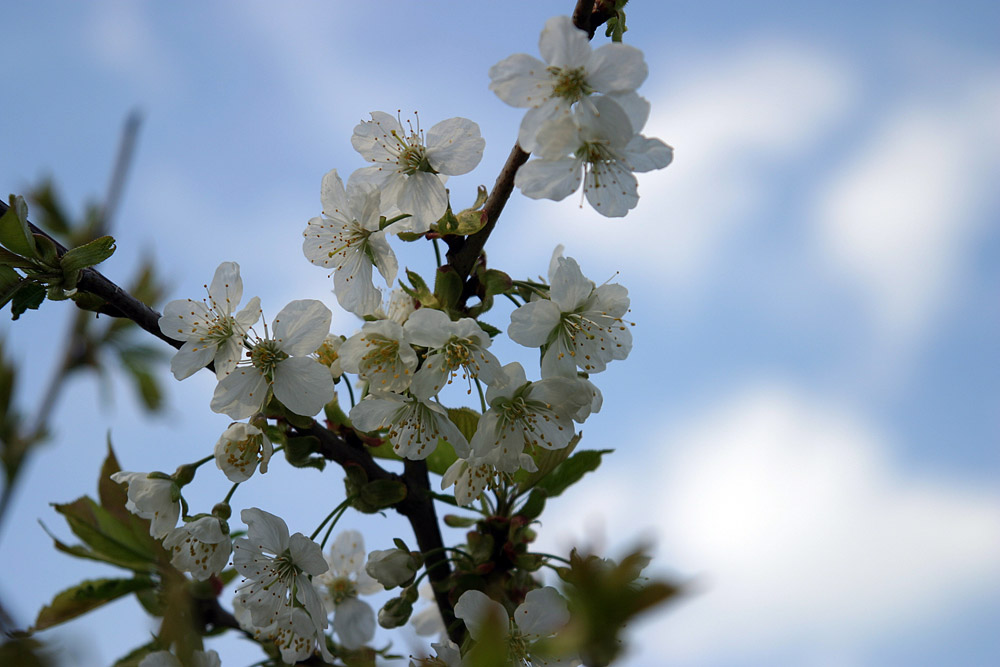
xmin=311 ymin=496 xmax=354 ymax=543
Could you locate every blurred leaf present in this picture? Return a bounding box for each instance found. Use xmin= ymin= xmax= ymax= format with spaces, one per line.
xmin=515 ymin=433 xmax=581 ymax=494
xmin=98 ymin=439 xmax=130 ymax=522
xmin=0 ymin=635 xmax=55 ymax=667
xmin=28 ymin=179 xmax=72 ymax=237
xmin=535 ymin=449 xmax=612 ymax=498
xmin=34 ymin=576 xmax=155 ymax=631
xmin=10 ymin=281 xmax=45 ymax=319
xmin=0 ymin=195 xmax=36 ymax=258
xmin=52 ymin=497 xmax=157 ymax=570
xmin=111 ymin=641 xmax=158 ymax=667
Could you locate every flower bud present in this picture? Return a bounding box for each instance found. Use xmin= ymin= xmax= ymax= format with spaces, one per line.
xmin=377 ymin=596 xmax=414 ymax=629
xmin=366 ymin=548 xmax=419 ymax=589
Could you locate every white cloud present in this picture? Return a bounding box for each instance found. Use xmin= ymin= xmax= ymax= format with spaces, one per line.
xmin=812 ymin=73 xmax=1000 ymax=346
xmin=539 ymin=385 xmax=1000 ymax=665
xmin=515 ymin=41 xmax=856 ymax=287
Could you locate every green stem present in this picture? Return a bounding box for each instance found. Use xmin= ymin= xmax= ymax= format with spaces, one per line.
xmin=433 ymin=237 xmax=443 ymax=268
xmin=503 ymin=292 xmax=522 ymax=307
xmin=345 ymin=378 xmax=356 ymax=409
xmin=223 ymin=482 xmax=240 ymax=505
xmin=310 ymin=496 xmax=354 ymax=542
xmin=474 ymin=377 xmax=487 ymax=413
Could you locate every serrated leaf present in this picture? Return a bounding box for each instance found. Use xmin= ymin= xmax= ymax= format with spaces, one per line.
xmin=516 ymin=433 xmax=581 ymax=493
xmin=535 ymin=449 xmax=612 ymax=498
xmin=433 ymin=266 xmax=462 ymax=309
xmin=98 ymin=440 xmax=130 ymax=522
xmin=476 ymin=321 xmax=501 ymax=338
xmin=34 ymin=576 xmax=155 ymax=631
xmin=60 ymin=235 xmax=116 ymax=274
xmin=0 ymin=195 xmax=36 ymax=258
xmin=0 ymin=247 xmax=35 ymax=269
xmin=53 ymin=497 xmax=157 ymax=570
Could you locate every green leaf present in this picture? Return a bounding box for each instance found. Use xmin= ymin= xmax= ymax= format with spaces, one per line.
xmin=34 ymin=577 xmax=155 ymax=631
xmin=52 ymin=497 xmax=157 ymax=570
xmin=423 ymin=437 xmax=459 ymax=477
xmin=433 ymin=267 xmax=463 ymax=310
xmin=111 ymin=641 xmax=158 ymax=667
xmin=0 ymin=195 xmax=36 ymax=258
xmin=518 ymin=489 xmax=547 ymax=520
xmin=402 ymin=268 xmax=438 ymax=308
xmin=535 ymin=449 xmax=613 ymax=498
xmin=477 ymin=268 xmax=512 ymax=298
xmin=10 ymin=282 xmax=45 ymax=319
xmin=516 ymin=433 xmax=581 ymax=493
xmin=359 ymin=479 xmax=407 ymax=510
xmin=443 ymin=514 xmax=478 ymax=528
xmin=98 ymin=439 xmax=131 ymax=522
xmin=0 ymin=247 xmax=35 ymax=269
xmin=446 ymin=407 xmax=480 ymax=443
xmin=61 ymin=235 xmax=116 ymax=275
xmin=476 ymin=321 xmax=501 ymax=338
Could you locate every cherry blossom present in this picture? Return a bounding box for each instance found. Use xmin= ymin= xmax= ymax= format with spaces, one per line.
xmin=314 ymin=530 xmax=382 ymax=650
xmin=158 ymin=261 xmax=261 ymax=380
xmin=489 ymin=15 xmax=648 ymax=153
xmin=162 ymin=515 xmax=231 ymax=581
xmin=210 ymin=299 xmax=334 ymax=419
xmin=350 ymin=112 xmax=484 ymax=233
xmin=303 ymin=169 xmax=398 ymax=317
xmin=109 ymin=471 xmax=180 ymax=539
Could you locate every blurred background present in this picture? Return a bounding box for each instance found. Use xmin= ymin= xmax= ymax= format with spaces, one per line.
xmin=1 ymin=1 xmax=998 ymax=665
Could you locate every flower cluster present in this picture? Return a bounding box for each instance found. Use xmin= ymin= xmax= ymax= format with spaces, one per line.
xmin=491 ymin=15 xmax=673 ymax=216
xmin=98 ymin=12 xmax=665 ymax=665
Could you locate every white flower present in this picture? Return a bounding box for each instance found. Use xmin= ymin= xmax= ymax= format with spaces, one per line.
xmin=159 ymin=261 xmax=261 ymax=380
xmin=350 ymin=112 xmax=485 ymax=233
xmin=515 ymin=95 xmax=673 ymax=217
xmin=489 ymin=15 xmax=648 ymax=153
xmin=315 ymin=530 xmax=382 ymax=650
xmin=233 ymin=508 xmax=332 ymax=663
xmin=303 ymin=169 xmax=398 ymax=317
xmin=138 ymin=649 xmax=221 ymax=667
xmin=350 ymin=392 xmax=470 ymax=461
xmin=109 ymin=471 xmax=180 ymax=539
xmin=411 ymin=582 xmax=446 ymax=639
xmin=403 ymin=308 xmax=502 ymax=399
xmin=410 ymin=641 xmax=464 ymax=667
xmin=469 ymin=362 xmax=591 ymax=474
xmin=455 ymin=587 xmax=572 ymax=666
xmin=338 ymin=320 xmax=417 ymax=393
xmin=162 ymin=515 xmax=231 ymax=581
xmin=375 ymin=286 xmax=417 ymax=325
xmin=508 ymin=251 xmax=631 ymax=378
xmin=211 ymin=299 xmax=334 ymax=419
xmin=214 ymin=421 xmax=273 ymax=483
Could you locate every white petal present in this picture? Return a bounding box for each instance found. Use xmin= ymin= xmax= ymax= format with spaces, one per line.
xmin=515 ymin=157 xmax=582 ymax=201
xmin=403 ymin=307 xmax=454 ymax=348
xmin=320 ymin=168 xmax=350 ymax=218
xmin=515 ymin=587 xmax=570 ymax=638
xmin=488 ymin=53 xmax=551 ymax=107
xmin=426 ymin=117 xmax=485 ymax=176
xmin=508 ymin=299 xmax=562 ymax=348
xmin=240 ymin=507 xmax=289 ymax=554
xmin=330 ymin=529 xmax=366 ymax=575
xmin=549 ymin=256 xmax=593 ymax=311
xmin=170 ymin=341 xmax=215 ymax=380
xmin=586 ymin=43 xmax=648 ymax=94
xmin=273 ymin=357 xmax=334 ymax=417
xmin=273 ymin=299 xmax=331 ymax=356
xmin=626 ymin=134 xmax=674 ymax=173
xmin=538 ymin=15 xmax=590 ymax=69
xmin=585 ymin=164 xmax=638 ymax=217
xmin=211 ymin=368 xmax=267 ymax=420
xmin=208 ymin=261 xmax=243 ymax=315
xmin=334 ymin=597 xmax=375 ymax=649
xmin=454 ymin=589 xmax=509 ymax=641
xmin=397 ymin=172 xmax=448 ymax=230
xmin=288 ymin=533 xmax=329 ymax=576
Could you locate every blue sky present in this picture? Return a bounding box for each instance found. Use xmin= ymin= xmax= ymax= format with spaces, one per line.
xmin=2 ymin=1 xmax=999 ymax=666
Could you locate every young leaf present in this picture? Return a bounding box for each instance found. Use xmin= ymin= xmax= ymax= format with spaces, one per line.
xmin=0 ymin=195 xmax=37 ymax=258
xmin=535 ymin=449 xmax=613 ymax=498
xmin=33 ymin=576 xmax=155 ymax=631
xmin=60 ymin=235 xmax=116 ymax=275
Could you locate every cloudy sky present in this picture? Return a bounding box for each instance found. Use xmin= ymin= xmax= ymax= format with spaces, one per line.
xmin=2 ymin=1 xmax=998 ymax=666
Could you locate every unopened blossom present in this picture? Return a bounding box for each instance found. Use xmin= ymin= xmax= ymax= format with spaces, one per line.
xmin=162 ymin=515 xmax=231 ymax=581
xmin=403 ymin=307 xmax=502 ymax=400
xmin=109 ymin=471 xmax=180 ymax=539
xmin=509 ymin=250 xmax=632 ymax=378
xmin=515 ymin=95 xmax=673 ymax=217
xmin=315 ymin=530 xmax=382 ymax=650
xmin=455 ymin=587 xmax=573 ymax=666
xmin=303 ymin=169 xmax=398 ymax=317
xmin=338 ymin=320 xmax=417 ymax=393
xmin=351 ymin=112 xmax=485 ymax=232
xmin=410 ymin=641 xmax=464 ymax=667
xmin=211 ymin=299 xmax=334 ymax=419
xmin=138 ymin=649 xmax=221 ymax=667
xmin=470 ymin=362 xmax=591 ymax=474
xmin=489 ymin=14 xmax=648 ymax=152
xmin=233 ymin=508 xmax=332 ymax=662
xmin=366 ymin=546 xmax=419 ymax=589
xmin=159 ymin=261 xmax=261 ymax=380
xmin=214 ymin=421 xmax=273 ymax=483
xmin=350 ymin=392 xmax=469 ymax=461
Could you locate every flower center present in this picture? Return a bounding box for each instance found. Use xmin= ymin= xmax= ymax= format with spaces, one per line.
xmin=549 ymin=65 xmax=592 ymax=101
xmin=325 ymin=575 xmax=358 ymax=605
xmin=205 ymin=314 xmax=237 ymax=343
xmin=398 ymin=141 xmax=432 ymax=175
xmin=250 ymin=339 xmax=288 ymax=378
xmin=362 ymin=336 xmax=401 ymax=374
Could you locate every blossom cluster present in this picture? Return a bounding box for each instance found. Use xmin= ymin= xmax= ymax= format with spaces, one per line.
xmin=101 ymin=13 xmax=669 ymax=665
